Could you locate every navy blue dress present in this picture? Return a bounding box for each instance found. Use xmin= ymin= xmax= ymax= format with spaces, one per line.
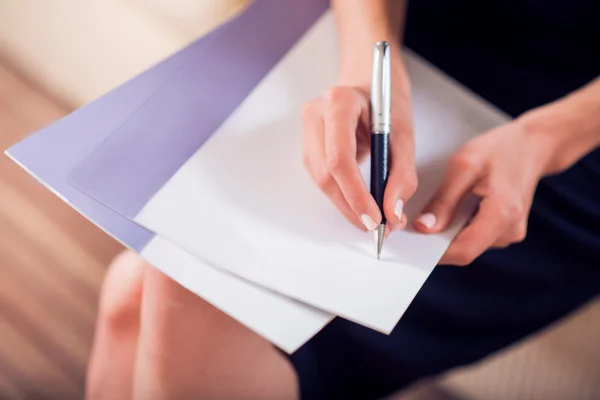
xmin=288 ymin=1 xmax=600 ymax=398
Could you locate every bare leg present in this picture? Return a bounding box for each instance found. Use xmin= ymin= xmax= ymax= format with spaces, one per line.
xmin=133 ymin=265 xmax=299 ymax=400
xmin=87 ymin=250 xmax=145 ymax=400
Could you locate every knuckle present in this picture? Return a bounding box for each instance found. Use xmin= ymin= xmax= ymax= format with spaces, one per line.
xmin=323 ymin=87 xmax=346 ymax=105
xmin=499 ymin=197 xmax=525 ymax=221
xmin=326 ymin=149 xmax=350 ymax=172
xmin=452 ymin=148 xmax=481 ymax=171
xmin=314 ymin=171 xmax=333 ymax=191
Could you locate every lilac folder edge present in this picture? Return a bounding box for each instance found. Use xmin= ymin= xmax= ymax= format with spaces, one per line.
xmin=6 ymin=0 xmax=326 ymax=252
xmin=69 ymin=0 xmax=329 ymax=219
xmin=4 ymin=29 xmax=219 ymax=251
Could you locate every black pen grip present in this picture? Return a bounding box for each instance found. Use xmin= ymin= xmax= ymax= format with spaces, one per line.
xmin=370 ymin=133 xmax=389 ymax=225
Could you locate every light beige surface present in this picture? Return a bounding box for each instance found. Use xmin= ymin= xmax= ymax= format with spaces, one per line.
xmin=441 ymin=298 xmax=600 ymax=400
xmin=1 ymin=1 xmax=598 ymax=399
xmin=0 ymin=0 xmax=249 ymax=106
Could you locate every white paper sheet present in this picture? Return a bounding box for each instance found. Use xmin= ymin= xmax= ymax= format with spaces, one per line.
xmin=136 ymin=11 xmax=510 ymax=332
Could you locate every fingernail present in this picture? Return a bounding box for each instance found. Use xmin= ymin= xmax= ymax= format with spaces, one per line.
xmin=394 ymin=199 xmax=404 ymax=219
xmin=417 ymin=213 xmax=437 ymax=229
xmin=360 ymin=214 xmax=378 ymax=231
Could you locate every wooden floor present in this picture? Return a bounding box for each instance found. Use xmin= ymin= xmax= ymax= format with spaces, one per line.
xmin=0 ymin=62 xmax=123 ymax=399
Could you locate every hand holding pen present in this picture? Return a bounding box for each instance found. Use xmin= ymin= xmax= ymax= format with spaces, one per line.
xmin=301 ymin=40 xmax=418 ymax=255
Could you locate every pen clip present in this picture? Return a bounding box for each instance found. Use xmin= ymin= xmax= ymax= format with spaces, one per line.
xmin=370 ymin=41 xmax=391 ymax=133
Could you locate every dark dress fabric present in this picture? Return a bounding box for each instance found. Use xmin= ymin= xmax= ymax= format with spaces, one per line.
xmin=289 ymin=1 xmax=600 ymax=398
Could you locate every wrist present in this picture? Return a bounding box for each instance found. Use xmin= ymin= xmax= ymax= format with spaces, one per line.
xmin=512 ymin=113 xmax=561 ymax=177
xmin=333 ymin=0 xmax=406 ymax=86
xmin=516 ymin=77 xmax=600 ymax=175
xmin=517 ymin=102 xmax=598 ymax=175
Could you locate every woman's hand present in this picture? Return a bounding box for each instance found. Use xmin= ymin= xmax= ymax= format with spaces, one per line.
xmin=301 ymin=51 xmax=417 ymax=232
xmin=414 ymin=118 xmax=558 ymax=266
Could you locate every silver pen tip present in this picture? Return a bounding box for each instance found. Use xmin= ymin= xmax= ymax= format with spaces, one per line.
xmin=373 ymin=224 xmax=385 ymax=260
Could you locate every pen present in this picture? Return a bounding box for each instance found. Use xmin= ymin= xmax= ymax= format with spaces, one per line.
xmin=370 ymin=41 xmax=391 ymax=260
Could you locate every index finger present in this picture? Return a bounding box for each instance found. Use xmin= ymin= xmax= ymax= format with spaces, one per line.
xmin=322 ymin=95 xmax=381 ymax=229
xmin=440 ymin=197 xmax=509 ymax=266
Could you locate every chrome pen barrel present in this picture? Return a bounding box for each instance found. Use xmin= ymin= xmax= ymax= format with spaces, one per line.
xmin=370 ymin=41 xmax=391 ymax=133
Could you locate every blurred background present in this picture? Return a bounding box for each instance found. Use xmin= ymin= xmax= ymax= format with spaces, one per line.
xmin=0 ymin=1 xmax=598 ymax=399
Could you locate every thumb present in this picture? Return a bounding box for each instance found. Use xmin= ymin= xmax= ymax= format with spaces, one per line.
xmin=415 ymin=160 xmax=479 ymax=233
xmin=383 ymin=133 xmax=418 ymax=226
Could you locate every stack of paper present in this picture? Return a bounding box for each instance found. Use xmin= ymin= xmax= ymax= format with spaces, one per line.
xmin=6 ymin=0 xmax=509 ymax=353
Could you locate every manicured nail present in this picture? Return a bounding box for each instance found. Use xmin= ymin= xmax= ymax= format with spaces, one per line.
xmin=360 ymin=214 xmax=378 ymax=231
xmin=417 ymin=213 xmax=437 ymax=229
xmin=394 ymin=199 xmax=404 ymax=219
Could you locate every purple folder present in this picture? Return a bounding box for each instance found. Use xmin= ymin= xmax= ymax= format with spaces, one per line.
xmin=8 ymin=0 xmax=327 ymax=252
xmin=69 ymin=0 xmax=328 ymax=219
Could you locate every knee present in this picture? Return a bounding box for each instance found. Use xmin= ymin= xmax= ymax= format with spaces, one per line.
xmin=98 ymin=250 xmax=146 ymax=330
xmin=138 ymin=266 xmax=253 ymax=359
